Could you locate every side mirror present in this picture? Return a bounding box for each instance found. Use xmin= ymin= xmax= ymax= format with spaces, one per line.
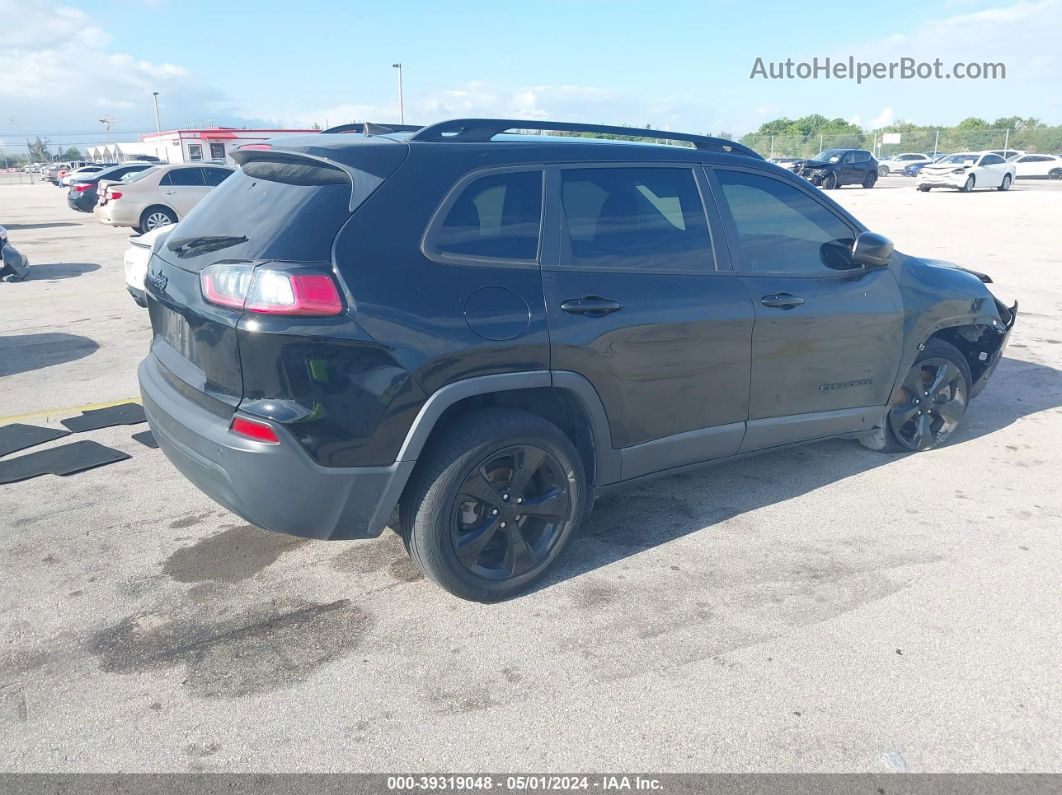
xmin=852 ymin=231 xmax=894 ymax=267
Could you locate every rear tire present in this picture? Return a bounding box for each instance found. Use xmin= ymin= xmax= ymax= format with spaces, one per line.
xmin=878 ymin=166 xmax=889 ymax=178
xmin=918 ymin=186 xmax=931 ymax=192
xmin=1049 ymin=168 xmax=1062 ymax=180
xmin=139 ymin=206 xmax=177 ymax=232
xmin=862 ymin=172 xmax=876 ymax=188
xmin=997 ymin=174 xmax=1012 ymax=191
xmin=860 ymin=339 xmax=972 ymax=453
xmin=399 ymin=408 xmax=586 ymax=602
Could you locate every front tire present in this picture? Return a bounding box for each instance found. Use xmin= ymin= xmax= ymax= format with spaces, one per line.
xmin=997 ymin=174 xmax=1012 ymax=191
xmin=399 ymin=409 xmax=586 ymax=602
xmin=878 ymin=166 xmax=889 ymax=178
xmin=918 ymin=185 xmax=931 ymax=192
xmin=1049 ymin=168 xmax=1062 ymax=180
xmin=961 ymin=175 xmax=976 ymax=192
xmin=823 ymin=173 xmax=839 ymax=190
xmin=860 ymin=339 xmax=971 ymax=453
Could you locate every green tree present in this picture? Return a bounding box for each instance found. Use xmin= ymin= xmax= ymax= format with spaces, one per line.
xmin=956 ymin=117 xmax=990 ymax=130
xmin=59 ymin=147 xmax=82 ymax=160
xmin=26 ymin=136 xmax=51 ymax=162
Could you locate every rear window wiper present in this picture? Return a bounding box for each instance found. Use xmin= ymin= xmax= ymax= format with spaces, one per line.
xmin=168 ymin=235 xmax=248 ymax=258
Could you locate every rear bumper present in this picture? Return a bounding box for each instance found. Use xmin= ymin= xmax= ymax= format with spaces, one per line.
xmin=139 ymin=353 xmax=413 ymax=540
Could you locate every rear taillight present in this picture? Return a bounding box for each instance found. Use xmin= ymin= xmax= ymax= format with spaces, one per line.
xmin=200 ymin=263 xmax=343 ymax=316
xmin=239 ymin=143 xmax=272 ymax=151
xmin=230 ymin=416 xmax=280 ymax=444
xmin=74 ymin=184 xmax=92 ymax=192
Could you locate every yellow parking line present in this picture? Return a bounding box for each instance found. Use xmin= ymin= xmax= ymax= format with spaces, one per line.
xmin=0 ymin=397 xmax=142 ymax=426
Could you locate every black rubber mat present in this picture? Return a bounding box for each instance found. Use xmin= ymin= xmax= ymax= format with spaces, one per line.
xmin=0 ymin=440 xmax=130 ymax=485
xmin=131 ymin=430 xmax=158 ymax=449
xmin=0 ymin=423 xmax=70 ymax=457
xmin=61 ymin=402 xmax=146 ymax=432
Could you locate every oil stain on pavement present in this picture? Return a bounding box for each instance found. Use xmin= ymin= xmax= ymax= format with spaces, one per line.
xmin=162 ymin=524 xmax=307 ymax=584
xmin=87 ymin=599 xmax=371 ymax=699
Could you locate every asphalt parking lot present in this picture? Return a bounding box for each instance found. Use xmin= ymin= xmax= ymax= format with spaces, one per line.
xmin=1 ymin=174 xmax=1061 ymax=773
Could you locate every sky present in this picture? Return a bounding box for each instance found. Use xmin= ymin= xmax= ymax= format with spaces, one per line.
xmin=1 ymin=0 xmax=1060 ymax=151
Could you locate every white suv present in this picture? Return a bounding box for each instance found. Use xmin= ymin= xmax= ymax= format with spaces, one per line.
xmin=94 ymin=163 xmax=234 ymax=233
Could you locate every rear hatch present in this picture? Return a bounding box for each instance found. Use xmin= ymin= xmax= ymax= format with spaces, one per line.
xmin=144 ymin=142 xmax=407 ymax=417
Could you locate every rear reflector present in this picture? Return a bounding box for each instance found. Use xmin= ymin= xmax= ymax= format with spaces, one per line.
xmin=200 ymin=263 xmax=343 ymax=316
xmin=230 ymin=416 xmax=280 ymax=444
xmin=108 ymin=191 xmax=123 ymax=200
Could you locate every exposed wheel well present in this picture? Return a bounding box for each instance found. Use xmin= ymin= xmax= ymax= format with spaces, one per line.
xmin=415 ymin=387 xmax=597 ymax=485
xmin=928 ymin=324 xmax=1007 ymax=384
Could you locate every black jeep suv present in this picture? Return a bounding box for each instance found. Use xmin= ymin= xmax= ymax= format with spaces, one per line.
xmin=798 ymin=148 xmax=879 ymax=189
xmin=139 ymin=119 xmax=1016 ymax=601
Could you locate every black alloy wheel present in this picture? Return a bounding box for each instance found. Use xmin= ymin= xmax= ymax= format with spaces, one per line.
xmin=887 ymin=357 xmax=968 ymax=451
xmin=400 ymin=408 xmax=585 ymax=601
xmin=451 ymin=445 xmax=571 ymax=580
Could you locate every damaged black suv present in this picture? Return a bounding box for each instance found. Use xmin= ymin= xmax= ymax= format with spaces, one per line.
xmin=139 ymin=119 xmax=1016 ymax=601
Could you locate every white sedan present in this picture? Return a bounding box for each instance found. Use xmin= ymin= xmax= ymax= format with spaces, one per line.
xmin=60 ymin=165 xmax=106 ymax=187
xmin=1009 ymin=154 xmax=1062 ymax=179
xmin=877 ymin=152 xmax=933 ymax=175
xmin=916 ymin=152 xmax=1016 ymax=192
xmin=124 ymin=224 xmax=174 ymax=306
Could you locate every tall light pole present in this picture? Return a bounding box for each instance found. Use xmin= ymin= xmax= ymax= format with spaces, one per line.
xmin=152 ymin=92 xmax=161 ymax=134
xmin=392 ymin=63 xmax=405 ymax=124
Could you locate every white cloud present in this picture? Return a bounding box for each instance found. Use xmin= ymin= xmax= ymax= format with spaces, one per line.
xmin=869 ymin=107 xmax=897 ymax=128
xmin=0 ymin=0 xmax=239 ymax=143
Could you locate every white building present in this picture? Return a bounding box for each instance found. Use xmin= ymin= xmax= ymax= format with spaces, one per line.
xmin=88 ymin=127 xmax=319 ymax=165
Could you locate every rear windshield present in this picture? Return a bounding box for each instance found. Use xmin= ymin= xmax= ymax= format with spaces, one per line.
xmin=164 ymin=158 xmax=354 ymax=266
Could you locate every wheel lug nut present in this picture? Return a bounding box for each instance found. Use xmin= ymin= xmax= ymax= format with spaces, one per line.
xmin=491 ymin=509 xmax=499 ymax=516
xmin=502 ymin=494 xmax=509 ymax=501
xmin=516 ymin=497 xmax=523 ymax=504
xmin=500 ymin=522 xmax=507 ymax=528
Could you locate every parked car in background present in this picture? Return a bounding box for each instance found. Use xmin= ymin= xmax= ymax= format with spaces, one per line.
xmin=798 ymin=148 xmax=878 ymax=188
xmin=877 ymin=152 xmax=932 ymax=176
xmin=124 ymin=224 xmax=174 ymax=306
xmin=95 ymin=163 xmax=234 ymax=233
xmin=988 ymin=149 xmax=1024 ymax=160
xmin=902 ymin=155 xmax=945 ymax=177
xmin=67 ymin=162 xmax=158 ymax=213
xmin=60 ymin=165 xmax=107 ymax=187
xmin=1009 ymin=154 xmax=1062 ymax=179
xmin=43 ymin=161 xmax=97 ymax=185
xmin=770 ymin=157 xmax=803 ymax=172
xmin=916 ymin=152 xmax=1016 ymax=192
xmin=138 ymin=118 xmax=1015 ymax=600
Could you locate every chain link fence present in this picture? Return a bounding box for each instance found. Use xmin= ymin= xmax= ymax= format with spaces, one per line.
xmin=741 ymin=127 xmax=1062 ymax=160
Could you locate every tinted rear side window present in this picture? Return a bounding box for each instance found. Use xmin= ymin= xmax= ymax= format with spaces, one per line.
xmin=560 ymin=167 xmax=713 ymax=272
xmin=203 ymin=168 xmax=232 ymax=186
xmin=161 ymin=168 xmax=205 ymax=186
xmin=434 ymin=170 xmax=542 ymax=261
xmin=164 ymin=158 xmax=355 ymax=267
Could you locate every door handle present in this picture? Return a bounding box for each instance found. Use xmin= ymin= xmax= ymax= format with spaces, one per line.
xmin=560 ymin=296 xmax=623 ymax=317
xmin=761 ymin=293 xmax=805 ymax=310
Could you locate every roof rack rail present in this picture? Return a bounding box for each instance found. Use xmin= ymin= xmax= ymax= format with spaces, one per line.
xmin=408 ymin=118 xmax=762 ymax=158
xmin=321 ymin=122 xmax=423 ymax=135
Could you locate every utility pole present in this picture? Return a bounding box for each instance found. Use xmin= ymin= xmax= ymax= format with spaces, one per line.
xmin=152 ymin=92 xmax=161 ymax=134
xmin=392 ymin=63 xmax=405 ymax=124
xmin=1003 ymin=127 xmax=1010 ymax=155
